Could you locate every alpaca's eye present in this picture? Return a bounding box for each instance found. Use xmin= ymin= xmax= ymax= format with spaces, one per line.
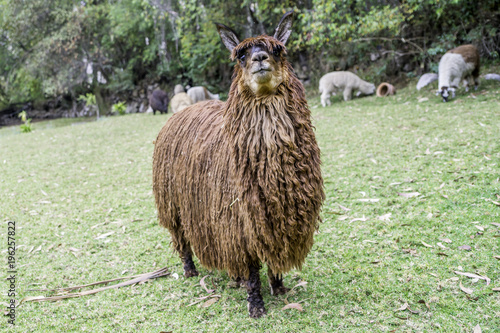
xmin=273 ymin=48 xmax=280 ymax=57
xmin=239 ymin=54 xmax=246 ymax=62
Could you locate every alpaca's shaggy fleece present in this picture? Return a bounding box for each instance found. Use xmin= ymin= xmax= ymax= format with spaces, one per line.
xmin=319 ymin=71 xmax=375 ymax=106
xmin=149 ymin=89 xmax=169 ymax=114
xmin=438 ymin=44 xmax=480 ymax=102
xmin=153 ymin=36 xmax=324 ymax=280
xmin=187 ymin=86 xmax=220 ymax=103
xmin=169 ymin=92 xmax=193 ymax=114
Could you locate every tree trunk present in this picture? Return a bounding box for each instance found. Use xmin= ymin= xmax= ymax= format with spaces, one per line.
xmin=94 ymin=86 xmax=108 ymax=118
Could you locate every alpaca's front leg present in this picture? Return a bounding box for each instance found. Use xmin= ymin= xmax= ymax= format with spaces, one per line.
xmin=463 ymin=78 xmax=469 ymax=92
xmin=450 ymin=77 xmax=461 ymax=96
xmin=450 ymin=87 xmax=456 ymax=98
xmin=268 ymin=267 xmax=290 ymax=295
xmin=343 ymin=87 xmax=353 ymax=101
xmin=320 ymin=91 xmax=330 ymax=107
xmin=246 ymin=264 xmax=266 ymax=318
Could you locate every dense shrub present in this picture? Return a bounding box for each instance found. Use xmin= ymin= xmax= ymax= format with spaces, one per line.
xmin=0 ymin=0 xmax=498 ymax=109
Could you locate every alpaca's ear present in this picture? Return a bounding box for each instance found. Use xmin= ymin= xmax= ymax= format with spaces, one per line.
xmin=274 ymin=11 xmax=293 ymax=45
xmin=216 ymin=23 xmax=240 ymax=52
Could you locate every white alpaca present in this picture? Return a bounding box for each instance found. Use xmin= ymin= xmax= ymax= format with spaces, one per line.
xmin=187 ymin=86 xmax=220 ymax=103
xmin=319 ymin=71 xmax=375 ymax=106
xmin=170 ymin=93 xmax=193 ymax=113
xmin=437 ymin=44 xmax=480 ymax=102
xmin=174 ymin=84 xmax=185 ymax=94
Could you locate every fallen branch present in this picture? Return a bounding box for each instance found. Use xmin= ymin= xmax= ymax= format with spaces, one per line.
xmin=28 ymin=271 xmax=157 ymax=293
xmin=454 ymin=271 xmax=491 ymax=286
xmin=21 ymin=266 xmax=170 ymax=304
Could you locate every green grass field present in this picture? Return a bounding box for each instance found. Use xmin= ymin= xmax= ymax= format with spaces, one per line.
xmin=1 ymin=80 xmax=499 ymax=332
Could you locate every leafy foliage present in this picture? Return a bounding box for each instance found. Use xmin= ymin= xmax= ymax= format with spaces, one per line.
xmin=18 ymin=110 xmax=32 ymax=132
xmin=78 ymin=93 xmax=96 ymax=107
xmin=112 ymin=101 xmax=127 ymax=115
xmin=0 ymin=0 xmax=498 ymax=109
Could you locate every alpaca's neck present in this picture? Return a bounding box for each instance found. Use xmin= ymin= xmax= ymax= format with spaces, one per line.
xmin=221 ymin=77 xmax=322 ymax=247
xmin=226 ymin=88 xmax=296 ymax=162
xmin=224 ymin=82 xmax=309 ymax=191
xmin=439 ymin=53 xmax=465 ymax=87
xmin=223 ymin=65 xmax=311 ymax=177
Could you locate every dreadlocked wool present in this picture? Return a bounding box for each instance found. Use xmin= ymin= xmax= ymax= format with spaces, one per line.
xmin=152 ymin=35 xmax=324 ymax=280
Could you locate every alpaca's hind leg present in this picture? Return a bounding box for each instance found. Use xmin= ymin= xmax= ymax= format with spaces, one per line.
xmin=181 ymin=247 xmax=199 ymax=278
xmin=245 ymin=264 xmax=266 ymax=318
xmin=173 ymin=237 xmax=198 ymax=277
xmin=268 ymin=267 xmax=289 ymax=295
xmin=473 ymin=74 xmax=480 ymax=90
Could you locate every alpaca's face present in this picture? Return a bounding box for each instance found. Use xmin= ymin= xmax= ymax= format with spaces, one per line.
xmin=216 ymin=12 xmax=293 ymax=98
xmin=236 ymin=42 xmax=284 ymax=96
xmin=367 ymin=83 xmax=376 ymax=95
xmin=437 ymin=87 xmax=454 ymax=102
xmin=440 ymin=87 xmax=449 ymax=102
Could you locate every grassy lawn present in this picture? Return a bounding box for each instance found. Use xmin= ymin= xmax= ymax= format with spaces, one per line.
xmin=1 ymin=79 xmax=499 ymax=332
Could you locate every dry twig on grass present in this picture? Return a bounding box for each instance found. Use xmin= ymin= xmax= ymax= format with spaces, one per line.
xmin=21 ymin=266 xmax=170 ymax=303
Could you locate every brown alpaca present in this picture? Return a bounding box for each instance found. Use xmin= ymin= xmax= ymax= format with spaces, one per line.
xmin=448 ymin=44 xmax=480 ymax=75
xmin=152 ymin=12 xmax=324 ymax=318
xmin=437 ymin=44 xmax=480 ymax=102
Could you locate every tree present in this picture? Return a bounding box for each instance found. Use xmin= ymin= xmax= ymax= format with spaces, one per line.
xmin=0 ymin=0 xmax=498 ymax=114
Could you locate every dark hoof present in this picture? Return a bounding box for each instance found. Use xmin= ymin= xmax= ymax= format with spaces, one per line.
xmin=271 ymin=285 xmax=290 ymax=296
xmin=184 ymin=269 xmax=199 ymax=278
xmin=248 ymin=304 xmax=267 ymax=318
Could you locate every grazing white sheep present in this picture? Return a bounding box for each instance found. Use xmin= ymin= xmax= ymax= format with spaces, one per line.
xmin=170 ymin=93 xmax=193 ymax=113
xmin=187 ymin=86 xmax=220 ymax=103
xmin=319 ymin=71 xmax=375 ymax=106
xmin=437 ymin=44 xmax=480 ymax=102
